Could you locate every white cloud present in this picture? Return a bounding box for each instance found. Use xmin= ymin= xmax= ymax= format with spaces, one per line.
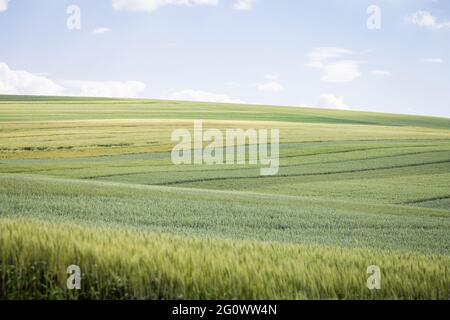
xmin=319 ymin=93 xmax=352 ymax=110
xmin=371 ymin=70 xmax=391 ymax=76
xmin=305 ymin=47 xmax=361 ymax=83
xmin=407 ymin=11 xmax=450 ymax=30
xmin=422 ymin=58 xmax=444 ymax=64
xmin=321 ymin=61 xmax=361 ymax=83
xmin=264 ymin=74 xmax=280 ymax=80
xmin=306 ymin=47 xmax=353 ymax=65
xmin=112 ymin=0 xmax=218 ymax=13
xmin=93 ymin=27 xmax=112 ymax=35
xmin=233 ymin=0 xmax=255 ymax=10
xmin=167 ymin=89 xmax=243 ymax=103
xmin=0 ymin=62 xmax=64 ymax=95
xmin=0 ymin=0 xmax=9 ymax=12
xmin=0 ymin=62 xmax=146 ymax=98
xmin=257 ymin=81 xmax=284 ymax=93
xmin=64 ymin=80 xmax=146 ymax=98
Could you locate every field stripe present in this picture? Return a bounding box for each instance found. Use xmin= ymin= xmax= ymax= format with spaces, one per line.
xmin=154 ymin=159 xmax=450 ymax=186
xmin=1 ymin=173 xmax=447 ymax=218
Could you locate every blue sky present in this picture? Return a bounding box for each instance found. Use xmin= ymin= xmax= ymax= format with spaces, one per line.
xmin=0 ymin=0 xmax=449 ymax=117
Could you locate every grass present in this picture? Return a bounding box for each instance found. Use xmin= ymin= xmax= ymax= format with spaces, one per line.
xmin=1 ymin=219 xmax=448 ymax=300
xmin=0 ymin=95 xmax=449 ymax=299
xmin=0 ymin=173 xmax=449 ymax=255
xmin=1 ymin=95 xmax=449 ymax=129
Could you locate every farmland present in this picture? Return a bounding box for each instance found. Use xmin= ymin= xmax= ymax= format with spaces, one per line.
xmin=0 ymin=95 xmax=449 ymax=299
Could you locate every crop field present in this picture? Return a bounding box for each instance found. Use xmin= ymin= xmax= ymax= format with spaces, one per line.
xmin=0 ymin=95 xmax=449 ymax=299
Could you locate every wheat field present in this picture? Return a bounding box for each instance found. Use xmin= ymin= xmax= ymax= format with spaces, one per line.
xmin=0 ymin=95 xmax=449 ymax=299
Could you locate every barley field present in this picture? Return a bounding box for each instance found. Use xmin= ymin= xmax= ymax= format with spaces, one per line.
xmin=0 ymin=95 xmax=449 ymax=299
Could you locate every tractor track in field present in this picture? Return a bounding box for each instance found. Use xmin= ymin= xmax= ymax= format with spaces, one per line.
xmin=154 ymin=159 xmax=450 ymax=186
xmin=73 ymin=149 xmax=450 ymax=180
xmin=402 ymin=195 xmax=450 ymax=205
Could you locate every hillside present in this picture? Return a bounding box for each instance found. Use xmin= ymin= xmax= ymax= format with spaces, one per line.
xmin=0 ymin=95 xmax=449 ymax=299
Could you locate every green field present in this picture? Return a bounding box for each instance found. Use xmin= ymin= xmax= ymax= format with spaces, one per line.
xmin=0 ymin=95 xmax=449 ymax=299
